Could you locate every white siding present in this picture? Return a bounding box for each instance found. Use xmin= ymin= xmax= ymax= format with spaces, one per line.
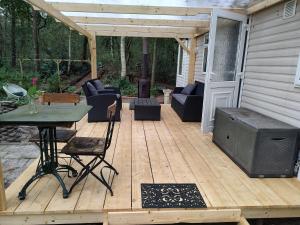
xmin=241 ymin=0 xmax=300 ymax=127
xmin=176 ymin=35 xmax=206 ymax=87
xmin=194 ymin=34 xmax=207 ymax=83
xmin=176 ymin=40 xmax=190 ymax=87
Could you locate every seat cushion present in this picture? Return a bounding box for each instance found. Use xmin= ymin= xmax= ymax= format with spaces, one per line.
xmin=93 ymin=80 xmax=105 ymax=90
xmin=181 ymin=84 xmax=196 ymax=95
xmin=194 ymin=82 xmax=205 ymax=96
xmin=87 ymin=82 xmax=98 ymax=96
xmin=172 ymin=94 xmax=188 ymax=105
xmin=61 ymin=137 xmax=106 ymax=155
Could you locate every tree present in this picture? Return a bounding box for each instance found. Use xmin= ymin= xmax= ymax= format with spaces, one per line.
xmin=32 ymin=10 xmax=40 ymax=72
xmin=0 ymin=0 xmax=30 ymax=67
xmin=120 ymin=36 xmax=126 ymax=78
xmin=151 ymin=38 xmax=157 ymax=87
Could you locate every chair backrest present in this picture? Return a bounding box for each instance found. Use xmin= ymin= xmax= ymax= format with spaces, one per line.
xmin=104 ymin=101 xmax=117 ymax=151
xmin=41 ymin=93 xmax=80 ymax=105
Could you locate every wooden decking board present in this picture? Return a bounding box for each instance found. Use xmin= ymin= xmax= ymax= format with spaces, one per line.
xmin=103 ymin=106 xmax=132 ymax=211
xmin=143 ymin=121 xmax=175 ymax=183
xmin=153 ymin=120 xmax=212 ymax=207
xmin=131 ymin=120 xmax=153 ymax=210
xmin=2 ymin=104 xmax=300 ymax=224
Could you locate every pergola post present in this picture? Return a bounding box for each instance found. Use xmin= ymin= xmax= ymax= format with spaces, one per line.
xmin=0 ymin=160 xmax=6 ymax=211
xmin=188 ymin=37 xmax=197 ymax=84
xmin=89 ymin=33 xmax=97 ymax=79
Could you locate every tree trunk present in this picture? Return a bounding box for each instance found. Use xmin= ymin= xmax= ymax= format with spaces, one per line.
xmin=10 ymin=8 xmax=16 ymax=67
xmin=110 ymin=37 xmax=114 ymax=59
xmin=81 ymin=36 xmax=88 ymax=63
xmin=151 ymin=39 xmax=157 ymax=87
xmin=32 ymin=10 xmax=40 ymax=72
xmin=0 ymin=16 xmax=3 ymax=60
xmin=120 ymin=36 xmax=126 ymax=78
xmin=67 ymin=29 xmax=72 ymax=74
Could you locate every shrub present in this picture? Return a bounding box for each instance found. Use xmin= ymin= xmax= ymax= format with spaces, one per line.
xmin=103 ymin=75 xmax=137 ymax=97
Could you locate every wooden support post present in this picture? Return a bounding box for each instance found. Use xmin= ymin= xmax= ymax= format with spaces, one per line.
xmin=89 ymin=32 xmax=97 ymax=79
xmin=187 ymin=37 xmax=197 ymax=84
xmin=0 ymin=160 xmax=6 ymax=211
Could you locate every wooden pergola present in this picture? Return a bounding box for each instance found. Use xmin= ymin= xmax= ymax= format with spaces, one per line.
xmin=24 ymin=0 xmax=283 ymax=82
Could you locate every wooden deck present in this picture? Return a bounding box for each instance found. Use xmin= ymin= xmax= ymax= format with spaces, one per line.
xmin=1 ymin=104 xmax=300 ymax=225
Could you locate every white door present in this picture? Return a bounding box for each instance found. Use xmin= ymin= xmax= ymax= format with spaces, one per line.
xmin=201 ymin=9 xmax=247 ymax=133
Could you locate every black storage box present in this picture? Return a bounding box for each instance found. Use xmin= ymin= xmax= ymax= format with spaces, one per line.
xmin=213 ymin=108 xmax=299 ymax=178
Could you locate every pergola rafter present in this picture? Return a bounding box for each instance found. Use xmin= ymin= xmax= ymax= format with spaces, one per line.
xmin=62 ymin=12 xmax=210 ymax=28
xmin=79 ymin=24 xmax=206 ymax=38
xmin=25 ymin=0 xmax=92 ymax=38
xmin=44 ymin=0 xmax=247 ymax=16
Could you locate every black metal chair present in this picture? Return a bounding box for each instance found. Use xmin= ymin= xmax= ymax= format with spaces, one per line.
xmin=61 ymin=101 xmax=119 ymax=196
xmin=30 ymin=93 xmax=80 ymax=143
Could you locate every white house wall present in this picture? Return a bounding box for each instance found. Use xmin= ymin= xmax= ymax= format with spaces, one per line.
xmin=241 ymin=0 xmax=300 ymax=127
xmin=176 ymin=35 xmax=206 ymax=87
xmin=194 ymin=34 xmax=207 ymax=83
xmin=176 ymin=40 xmax=190 ymax=87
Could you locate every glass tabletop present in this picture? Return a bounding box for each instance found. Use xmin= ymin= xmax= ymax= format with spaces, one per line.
xmin=0 ymin=103 xmax=92 ymax=126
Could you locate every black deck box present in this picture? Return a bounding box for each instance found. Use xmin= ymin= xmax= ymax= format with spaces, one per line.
xmin=213 ymin=108 xmax=299 ymax=178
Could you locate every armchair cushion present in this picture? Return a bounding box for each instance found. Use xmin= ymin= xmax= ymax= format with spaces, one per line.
xmin=172 ymin=94 xmax=188 ymax=105
xmin=93 ymin=80 xmax=105 ymax=90
xmin=194 ymin=82 xmax=205 ymax=96
xmin=181 ymin=84 xmax=196 ymax=95
xmin=87 ymin=82 xmax=98 ymax=96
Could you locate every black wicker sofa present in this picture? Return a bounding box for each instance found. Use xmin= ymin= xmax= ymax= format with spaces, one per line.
xmin=171 ymin=82 xmax=204 ymax=122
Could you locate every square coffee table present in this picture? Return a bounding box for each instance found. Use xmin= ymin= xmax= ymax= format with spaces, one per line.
xmin=132 ymin=98 xmax=161 ymax=121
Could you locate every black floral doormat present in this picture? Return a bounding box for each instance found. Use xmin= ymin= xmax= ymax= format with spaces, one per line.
xmin=141 ymin=183 xmax=207 ymax=208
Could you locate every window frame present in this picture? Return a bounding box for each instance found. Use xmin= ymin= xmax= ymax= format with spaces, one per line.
xmin=294 ymin=52 xmax=300 ymax=86
xmin=202 ymin=33 xmax=209 ymax=74
xmin=177 ymin=44 xmax=184 ymax=76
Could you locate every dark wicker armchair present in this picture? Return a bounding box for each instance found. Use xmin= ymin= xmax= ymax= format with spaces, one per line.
xmin=82 ymin=79 xmax=122 ymax=122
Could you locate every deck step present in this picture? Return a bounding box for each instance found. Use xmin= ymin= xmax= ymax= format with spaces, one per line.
xmin=107 ymin=209 xmax=241 ymax=225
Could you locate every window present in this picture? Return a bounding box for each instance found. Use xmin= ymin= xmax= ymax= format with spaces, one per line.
xmin=294 ymin=52 xmax=300 ymax=86
xmin=178 ymin=45 xmax=184 ymax=75
xmin=202 ymin=33 xmax=209 ymax=73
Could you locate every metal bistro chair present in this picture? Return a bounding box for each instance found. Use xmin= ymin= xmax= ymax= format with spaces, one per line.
xmin=30 ymin=93 xmax=80 ymax=144
xmin=61 ymin=101 xmax=119 ymax=196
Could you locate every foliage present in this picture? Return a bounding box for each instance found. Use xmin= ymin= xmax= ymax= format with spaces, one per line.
xmin=46 ymin=73 xmax=61 ymax=93
xmin=103 ymin=75 xmax=137 ymax=97
xmin=65 ymin=85 xmax=77 ymax=93
xmin=150 ymin=85 xmax=161 ymax=97
xmin=0 ymin=66 xmax=40 ymax=98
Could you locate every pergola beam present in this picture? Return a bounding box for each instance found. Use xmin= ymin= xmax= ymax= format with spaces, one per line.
xmin=94 ymin=31 xmax=200 ymax=38
xmin=25 ymin=0 xmax=92 ymax=38
xmin=80 ymin=24 xmax=207 ymax=38
xmin=81 ymin=24 xmax=198 ymax=33
xmin=63 ymin=12 xmax=210 ymax=27
xmin=45 ymin=1 xmax=246 ymax=16
xmin=247 ymin=0 xmax=284 ymax=14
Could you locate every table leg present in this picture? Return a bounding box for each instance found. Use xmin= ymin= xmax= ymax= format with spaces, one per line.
xmin=0 ymin=159 xmax=6 ymax=211
xmin=18 ymin=127 xmax=76 ymax=200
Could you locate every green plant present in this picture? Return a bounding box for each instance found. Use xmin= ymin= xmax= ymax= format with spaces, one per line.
xmin=65 ymin=85 xmax=77 ymax=93
xmin=103 ymin=76 xmax=138 ymax=97
xmin=150 ymin=85 xmax=161 ymax=97
xmin=46 ymin=73 xmax=61 ymax=93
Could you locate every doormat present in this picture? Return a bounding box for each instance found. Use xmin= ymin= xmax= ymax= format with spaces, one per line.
xmin=141 ymin=183 xmax=207 ymax=208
